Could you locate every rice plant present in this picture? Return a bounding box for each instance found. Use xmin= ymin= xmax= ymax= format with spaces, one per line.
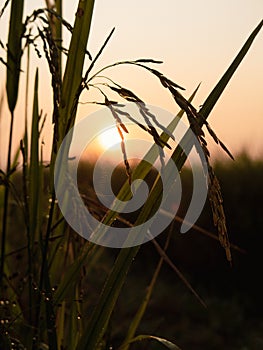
xmin=0 ymin=1 xmax=262 ymax=349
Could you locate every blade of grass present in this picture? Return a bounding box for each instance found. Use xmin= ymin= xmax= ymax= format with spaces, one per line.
xmin=118 ymin=334 xmax=181 ymax=350
xmin=54 ymin=242 xmax=96 ymax=305
xmin=1 ymin=0 xmax=24 ymax=288
xmin=6 ymin=0 xmax=24 ymax=113
xmin=43 ymin=0 xmax=95 ymax=305
xmin=29 ymin=69 xmax=40 ymax=247
xmin=57 ymin=300 xmax=66 ymax=350
xmin=57 ymin=0 xmax=95 ymax=144
xmin=76 ymin=21 xmax=263 ymax=349
xmin=0 ymin=0 xmax=11 ymax=18
xmin=121 ymin=224 xmax=174 ymax=350
xmin=169 ymin=19 xmax=263 ymax=253
xmin=28 ymin=69 xmax=41 ymax=325
xmin=37 ymin=2 xmax=95 ymax=344
xmin=68 ymin=285 xmax=82 ymax=350
xmin=199 ymin=19 xmax=263 ymax=120
xmin=118 ymin=334 xmax=182 ymax=350
xmin=49 ymin=0 xmax=95 ymax=215
xmin=27 ymin=70 xmax=57 ymax=349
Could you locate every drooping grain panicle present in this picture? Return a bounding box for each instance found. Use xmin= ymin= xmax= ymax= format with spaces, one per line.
xmin=87 ymin=58 xmax=184 ymax=91
xmin=87 ymin=80 xmax=171 ymax=171
xmin=100 ymin=93 xmax=132 ymax=184
xmin=90 ymin=57 xmax=232 ymax=159
xmin=6 ymin=0 xmax=24 ymax=112
xmin=168 ymin=86 xmax=233 ymax=262
xmin=207 ymin=165 xmax=232 ymax=263
xmin=86 ymin=53 xmax=233 ymax=262
xmin=38 ymin=25 xmax=61 ymax=147
xmin=77 ymin=22 xmax=263 ymax=349
xmin=205 ymin=122 xmax=234 ymax=160
xmin=105 ymin=84 xmax=173 ymax=147
xmin=135 ymin=58 xmax=163 ymax=64
xmin=195 ymin=127 xmax=232 ymax=262
xmin=162 ymin=80 xmax=233 ymax=263
xmin=45 ymin=0 xmax=62 ymax=79
xmin=76 ymin=88 xmax=201 ymax=350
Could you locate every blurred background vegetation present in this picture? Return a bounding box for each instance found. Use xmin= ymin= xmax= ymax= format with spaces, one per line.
xmin=2 ymin=153 xmax=262 ymax=349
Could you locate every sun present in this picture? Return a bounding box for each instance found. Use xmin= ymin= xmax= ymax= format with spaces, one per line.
xmin=98 ymin=127 xmax=122 ymax=150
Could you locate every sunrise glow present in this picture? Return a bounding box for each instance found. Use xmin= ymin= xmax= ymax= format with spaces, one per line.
xmin=98 ymin=127 xmax=122 ymax=150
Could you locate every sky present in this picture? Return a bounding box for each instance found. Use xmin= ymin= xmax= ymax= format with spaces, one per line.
xmin=0 ymin=0 xmax=262 ymax=168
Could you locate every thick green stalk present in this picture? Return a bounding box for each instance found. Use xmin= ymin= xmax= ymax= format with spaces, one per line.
xmin=6 ymin=0 xmax=24 ymax=112
xmin=43 ymin=0 xmax=96 ymax=295
xmin=35 ymin=2 xmax=95 ymax=347
xmin=121 ymin=229 xmax=173 ymax=350
xmin=58 ymin=0 xmax=95 ymax=145
xmin=55 ymin=0 xmax=62 ymax=80
xmin=199 ymin=19 xmax=263 ymax=120
xmin=1 ymin=0 xmax=24 ymax=288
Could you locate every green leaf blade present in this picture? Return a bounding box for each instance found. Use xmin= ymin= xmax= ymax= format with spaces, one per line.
xmin=6 ymin=0 xmax=24 ymax=112
xmin=119 ymin=334 xmax=182 ymax=350
xmin=199 ymin=19 xmax=263 ymax=121
xmin=29 ymin=69 xmax=40 ymax=245
xmin=59 ymin=0 xmax=95 ymax=142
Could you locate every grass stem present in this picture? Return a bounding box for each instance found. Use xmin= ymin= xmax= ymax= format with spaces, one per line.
xmin=0 ymin=111 xmax=14 ymax=287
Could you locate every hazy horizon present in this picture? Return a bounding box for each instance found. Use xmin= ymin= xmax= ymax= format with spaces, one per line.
xmin=0 ymin=1 xmax=262 ymax=169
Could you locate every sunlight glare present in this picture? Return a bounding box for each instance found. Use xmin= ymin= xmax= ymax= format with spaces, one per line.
xmin=98 ymin=127 xmax=122 ymax=150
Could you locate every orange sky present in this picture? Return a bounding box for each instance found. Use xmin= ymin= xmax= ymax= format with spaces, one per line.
xmin=0 ymin=1 xmax=262 ymax=168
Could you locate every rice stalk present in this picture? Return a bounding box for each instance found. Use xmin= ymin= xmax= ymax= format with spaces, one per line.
xmin=75 ymin=88 xmax=199 ymax=350
xmin=39 ymin=0 xmax=96 ymax=313
xmin=33 ymin=3 xmax=95 ymax=346
xmin=0 ymin=2 xmax=261 ymax=346
xmin=76 ymin=21 xmax=262 ymax=349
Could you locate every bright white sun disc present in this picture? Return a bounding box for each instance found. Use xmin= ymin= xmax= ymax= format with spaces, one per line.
xmin=98 ymin=127 xmax=122 ymax=149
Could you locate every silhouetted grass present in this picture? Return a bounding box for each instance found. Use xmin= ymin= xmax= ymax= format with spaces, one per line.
xmin=0 ymin=1 xmax=262 ymax=349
